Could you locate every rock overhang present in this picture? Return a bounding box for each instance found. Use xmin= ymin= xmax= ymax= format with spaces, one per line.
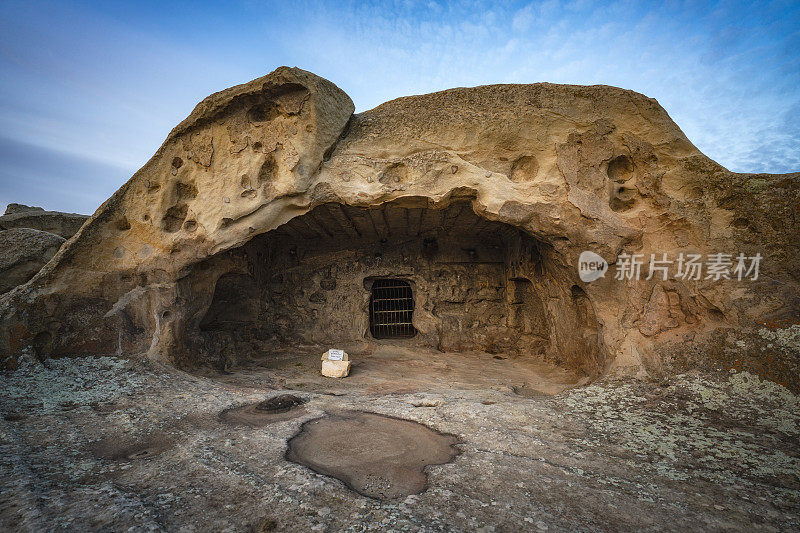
xmin=0 ymin=66 xmax=796 ymax=389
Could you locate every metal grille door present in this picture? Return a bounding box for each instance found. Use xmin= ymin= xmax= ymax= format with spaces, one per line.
xmin=369 ymin=279 xmax=416 ymax=339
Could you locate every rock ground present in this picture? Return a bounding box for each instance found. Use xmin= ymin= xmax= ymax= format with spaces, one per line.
xmin=1 ymin=346 xmax=798 ymax=531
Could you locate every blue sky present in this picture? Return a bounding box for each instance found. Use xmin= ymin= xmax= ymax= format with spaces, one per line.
xmin=0 ymin=0 xmax=798 ymax=214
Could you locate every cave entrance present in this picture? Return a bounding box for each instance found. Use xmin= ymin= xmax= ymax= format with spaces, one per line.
xmin=189 ymin=198 xmax=606 ymax=384
xmin=369 ymin=279 xmax=416 ymax=339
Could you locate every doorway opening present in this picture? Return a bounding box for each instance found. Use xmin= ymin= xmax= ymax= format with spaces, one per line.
xmin=369 ymin=279 xmax=416 ymax=339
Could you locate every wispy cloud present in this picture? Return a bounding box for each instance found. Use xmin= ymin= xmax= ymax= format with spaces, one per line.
xmin=0 ymin=136 xmax=130 ymax=214
xmin=0 ymin=0 xmax=797 ymax=213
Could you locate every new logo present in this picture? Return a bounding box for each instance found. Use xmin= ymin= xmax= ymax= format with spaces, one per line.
xmin=578 ymin=251 xmax=608 ymax=282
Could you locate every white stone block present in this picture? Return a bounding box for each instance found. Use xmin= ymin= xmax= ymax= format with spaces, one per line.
xmin=321 ymin=359 xmax=351 ymax=378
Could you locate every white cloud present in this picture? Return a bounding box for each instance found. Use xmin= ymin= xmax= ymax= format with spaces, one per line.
xmin=0 ymin=0 xmax=797 ymax=213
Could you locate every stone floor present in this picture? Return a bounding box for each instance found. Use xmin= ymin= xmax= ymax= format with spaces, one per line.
xmin=205 ymin=344 xmax=588 ymax=397
xmin=1 ymin=348 xmax=798 ymax=531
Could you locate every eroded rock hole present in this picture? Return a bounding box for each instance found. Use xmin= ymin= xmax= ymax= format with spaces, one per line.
xmin=732 ymin=217 xmax=750 ymax=229
xmin=116 ymin=216 xmax=131 ymax=231
xmin=258 ymin=152 xmax=278 ymax=183
xmin=607 ymin=154 xmax=634 ymax=182
xmin=610 ymin=185 xmax=638 ymax=212
xmin=161 ymin=204 xmax=188 ymax=233
xmin=247 ymin=102 xmax=280 ymax=123
xmin=255 ymin=394 xmax=304 ymax=413
xmin=509 ymin=155 xmax=539 ymax=182
xmin=90 ymin=433 xmax=173 ymax=461
xmin=175 ymin=181 xmax=197 ymax=200
xmin=379 ymin=163 xmax=408 ymax=184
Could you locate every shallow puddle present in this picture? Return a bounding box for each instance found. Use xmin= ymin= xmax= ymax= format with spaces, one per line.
xmin=286 ymin=411 xmax=459 ymax=499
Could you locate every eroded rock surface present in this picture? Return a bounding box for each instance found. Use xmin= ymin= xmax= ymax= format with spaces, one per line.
xmin=1 ymin=353 xmax=798 ymax=530
xmin=0 ymin=67 xmax=796 ymax=387
xmin=220 ymin=394 xmax=307 ymax=426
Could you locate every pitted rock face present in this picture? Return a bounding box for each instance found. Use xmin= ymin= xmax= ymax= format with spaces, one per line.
xmin=0 ymin=67 xmax=797 ymax=386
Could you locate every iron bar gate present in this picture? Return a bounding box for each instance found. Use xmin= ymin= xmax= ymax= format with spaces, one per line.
xmin=369 ymin=279 xmax=416 ymax=338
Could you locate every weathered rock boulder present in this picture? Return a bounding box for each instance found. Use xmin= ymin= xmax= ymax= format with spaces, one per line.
xmin=0 ymin=228 xmax=65 ymax=293
xmin=0 ymin=67 xmax=797 ymax=388
xmin=5 ymin=203 xmax=44 ymax=215
xmin=0 ymin=204 xmax=89 ymax=239
xmin=1 ymin=67 xmax=355 ymax=363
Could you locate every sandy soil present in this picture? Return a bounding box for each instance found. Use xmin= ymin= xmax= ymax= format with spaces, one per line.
xmin=1 ymin=348 xmax=798 ymax=531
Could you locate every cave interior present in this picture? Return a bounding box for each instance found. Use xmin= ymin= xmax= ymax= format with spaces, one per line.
xmin=186 ymin=198 xmax=604 ymax=385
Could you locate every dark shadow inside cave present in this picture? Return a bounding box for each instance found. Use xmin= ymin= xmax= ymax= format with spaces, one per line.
xmin=181 ymin=198 xmax=606 ymax=385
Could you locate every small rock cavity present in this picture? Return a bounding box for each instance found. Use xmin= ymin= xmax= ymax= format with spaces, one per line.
xmin=286 ymin=411 xmax=460 ymax=500
xmin=256 ymin=394 xmax=304 ymax=414
xmin=90 ymin=433 xmax=173 ymax=461
xmin=220 ymin=394 xmax=306 ymax=426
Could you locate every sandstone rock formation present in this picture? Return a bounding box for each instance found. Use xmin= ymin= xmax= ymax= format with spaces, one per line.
xmin=1 ymin=67 xmax=797 ymax=388
xmin=0 ymin=204 xmax=89 ymax=239
xmin=0 ymin=204 xmax=88 ymax=295
xmin=0 ymin=228 xmax=65 ymax=294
